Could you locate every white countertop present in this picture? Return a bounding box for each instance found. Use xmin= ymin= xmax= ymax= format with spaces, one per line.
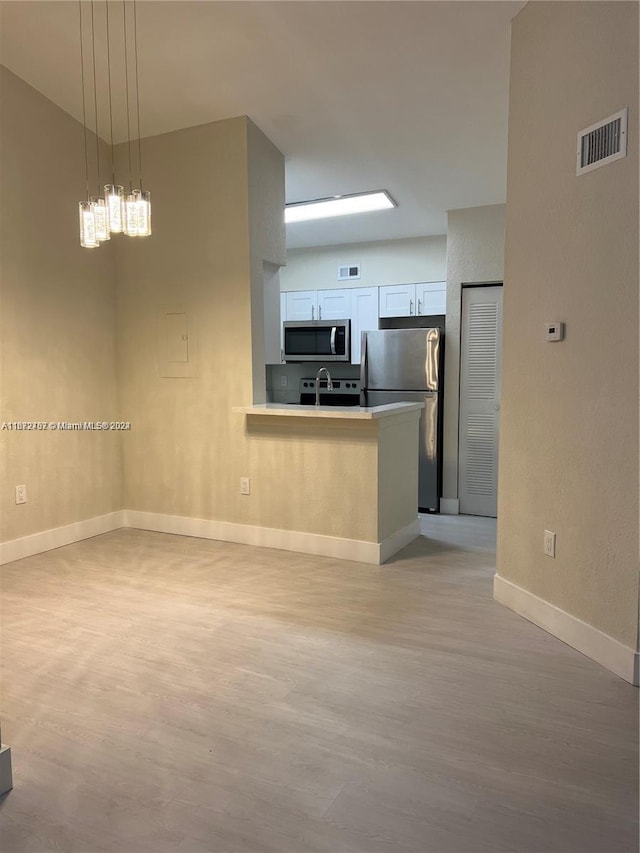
xmin=233 ymin=402 xmax=424 ymax=420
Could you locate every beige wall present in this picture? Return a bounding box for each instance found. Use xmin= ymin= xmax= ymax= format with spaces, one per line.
xmin=443 ymin=204 xmax=505 ymax=503
xmin=0 ymin=68 xmax=121 ymax=542
xmin=280 ymin=235 xmax=447 ymax=292
xmin=247 ymin=119 xmax=287 ymax=402
xmin=116 ymin=117 xmax=258 ymax=523
xmin=0 ymin=74 xmax=402 ymax=550
xmin=116 ymin=116 xmax=393 ymax=543
xmin=497 ymin=1 xmax=639 ymax=649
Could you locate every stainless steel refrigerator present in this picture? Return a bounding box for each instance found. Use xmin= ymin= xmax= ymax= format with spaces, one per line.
xmin=361 ymin=328 xmax=443 ymax=512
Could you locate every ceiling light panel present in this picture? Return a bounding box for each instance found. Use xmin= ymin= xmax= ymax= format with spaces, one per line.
xmin=285 ymin=191 xmax=396 ymax=224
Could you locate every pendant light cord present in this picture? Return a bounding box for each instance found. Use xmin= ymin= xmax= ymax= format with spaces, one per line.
xmin=79 ymin=0 xmax=90 ymax=200
xmin=133 ymin=0 xmax=143 ymax=191
xmin=90 ymin=1 xmax=101 ymax=195
xmin=123 ymin=0 xmax=133 ymax=190
xmin=105 ymin=0 xmax=115 ymax=184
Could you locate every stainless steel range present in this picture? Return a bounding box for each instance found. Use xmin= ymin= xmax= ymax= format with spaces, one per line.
xmin=298 ymin=377 xmax=361 ymax=406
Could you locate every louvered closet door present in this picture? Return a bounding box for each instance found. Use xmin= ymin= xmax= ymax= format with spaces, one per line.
xmin=459 ymin=285 xmax=503 ymax=517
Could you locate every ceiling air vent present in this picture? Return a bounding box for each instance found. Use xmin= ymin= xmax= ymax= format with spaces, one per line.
xmin=577 ymin=108 xmax=628 ymax=175
xmin=338 ymin=263 xmax=361 ymax=281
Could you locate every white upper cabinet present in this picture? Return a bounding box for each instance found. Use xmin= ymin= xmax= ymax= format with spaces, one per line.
xmin=317 ymin=289 xmax=351 ymax=321
xmin=379 ymin=282 xmax=446 ymax=318
xmin=350 ymin=287 xmax=378 ymax=364
xmin=416 ymin=282 xmax=446 ymax=315
xmin=284 ymin=290 xmax=317 ymax=321
xmin=284 ymin=289 xmax=351 ymax=322
xmin=280 ymin=280 xmax=446 ymax=363
xmin=281 ymin=287 xmax=379 ymax=364
xmin=378 ymin=283 xmax=416 ymax=317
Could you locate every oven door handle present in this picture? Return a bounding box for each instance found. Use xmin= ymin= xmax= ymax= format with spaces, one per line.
xmin=330 ymin=326 xmax=337 ymax=355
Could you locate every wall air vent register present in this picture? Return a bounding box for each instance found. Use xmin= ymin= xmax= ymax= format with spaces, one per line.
xmin=338 ymin=264 xmax=361 ymax=281
xmin=576 ymin=108 xmax=628 ymax=175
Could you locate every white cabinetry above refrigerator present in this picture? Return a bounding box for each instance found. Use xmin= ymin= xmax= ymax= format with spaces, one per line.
xmin=379 ymin=282 xmax=446 ymax=318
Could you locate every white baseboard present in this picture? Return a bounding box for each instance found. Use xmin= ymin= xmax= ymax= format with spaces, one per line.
xmin=0 ymin=511 xmax=125 ymax=566
xmin=0 ymin=509 xmax=420 ymax=568
xmin=0 ymin=746 xmax=13 ymax=796
xmin=439 ymin=498 xmax=459 ymax=515
xmin=124 ymin=510 xmax=417 ymax=565
xmin=379 ymin=519 xmax=421 ymax=563
xmin=494 ymin=574 xmax=639 ymax=686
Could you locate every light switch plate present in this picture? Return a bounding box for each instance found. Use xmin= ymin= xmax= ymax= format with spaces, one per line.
xmin=545 ymin=322 xmax=564 ymax=342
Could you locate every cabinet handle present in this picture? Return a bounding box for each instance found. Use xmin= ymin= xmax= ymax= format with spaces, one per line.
xmin=312 ymin=306 xmax=315 ymax=320
xmin=418 ymin=299 xmax=422 ymax=314
xmin=409 ymin=299 xmax=414 ymax=315
xmin=318 ymin=305 xmax=322 ymax=320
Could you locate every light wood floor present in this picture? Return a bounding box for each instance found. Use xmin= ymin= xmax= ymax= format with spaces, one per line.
xmin=1 ymin=515 xmax=637 ymax=853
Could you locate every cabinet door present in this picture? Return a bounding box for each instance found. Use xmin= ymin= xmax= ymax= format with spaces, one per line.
xmin=378 ymin=284 xmax=416 ymax=318
xmin=317 ymin=289 xmax=351 ymax=321
xmin=350 ymin=287 xmax=379 ymax=364
xmin=417 ymin=282 xmax=446 ymax=316
xmin=285 ymin=290 xmax=317 ymax=321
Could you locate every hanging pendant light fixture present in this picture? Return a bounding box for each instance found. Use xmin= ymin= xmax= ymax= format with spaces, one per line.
xmin=103 ymin=0 xmax=124 ymax=234
xmin=89 ymin=0 xmax=110 ymax=242
xmin=122 ymin=0 xmax=139 ymax=237
xmin=132 ymin=0 xmax=151 ymax=236
xmin=77 ymin=0 xmax=151 ymax=247
xmin=78 ymin=0 xmax=98 ymax=248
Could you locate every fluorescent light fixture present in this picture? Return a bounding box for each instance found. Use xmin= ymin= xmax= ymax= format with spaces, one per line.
xmin=285 ymin=190 xmax=396 ymax=224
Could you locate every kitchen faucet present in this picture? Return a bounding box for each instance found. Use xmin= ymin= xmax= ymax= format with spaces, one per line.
xmin=315 ymin=367 xmax=333 ymax=407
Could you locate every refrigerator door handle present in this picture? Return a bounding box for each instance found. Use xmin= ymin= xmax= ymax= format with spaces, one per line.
xmin=360 ymin=333 xmax=369 ymax=391
xmin=330 ymin=326 xmax=337 ymax=355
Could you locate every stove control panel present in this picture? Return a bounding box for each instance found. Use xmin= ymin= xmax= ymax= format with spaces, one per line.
xmin=299 ymin=378 xmax=361 ymax=395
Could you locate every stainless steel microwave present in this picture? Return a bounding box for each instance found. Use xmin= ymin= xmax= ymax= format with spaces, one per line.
xmin=283 ymin=320 xmax=351 ymax=362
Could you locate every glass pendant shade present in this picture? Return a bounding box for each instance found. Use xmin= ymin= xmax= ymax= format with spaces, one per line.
xmin=136 ymin=190 xmax=152 ymax=236
xmin=90 ymin=197 xmax=110 ymax=242
xmin=124 ymin=190 xmax=140 ymax=236
xmin=104 ymin=184 xmax=125 ymax=233
xmin=79 ymin=201 xmax=99 ymax=248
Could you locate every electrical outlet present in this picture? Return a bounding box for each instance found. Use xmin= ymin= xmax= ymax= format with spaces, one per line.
xmin=280 ymin=375 xmax=288 ymax=387
xmin=15 ymin=484 xmax=27 ymax=505
xmin=544 ymin=529 xmax=556 ymax=558
xmin=240 ymin=477 xmax=250 ymax=496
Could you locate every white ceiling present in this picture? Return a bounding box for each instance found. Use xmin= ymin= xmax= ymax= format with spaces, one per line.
xmin=0 ymin=0 xmax=526 ymax=249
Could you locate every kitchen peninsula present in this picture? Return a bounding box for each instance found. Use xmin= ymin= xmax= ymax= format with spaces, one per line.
xmin=234 ymin=401 xmax=423 ymax=564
